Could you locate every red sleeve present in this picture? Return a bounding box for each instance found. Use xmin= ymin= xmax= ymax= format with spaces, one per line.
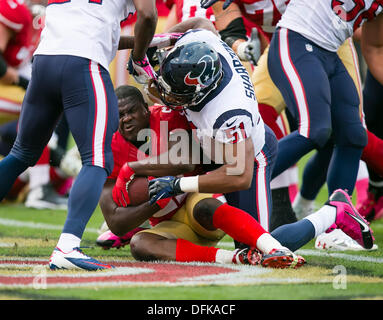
xmin=0 ymin=0 xmax=31 ymax=32
xmin=108 ymin=132 xmax=140 ymax=180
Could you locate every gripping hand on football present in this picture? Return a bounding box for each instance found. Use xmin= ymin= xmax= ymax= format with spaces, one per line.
xmin=112 ymin=163 xmax=135 ymax=207
xmin=127 ymin=54 xmax=157 ymax=84
xmin=200 ymin=0 xmax=234 ymax=10
xmin=148 ymin=176 xmax=183 ymax=205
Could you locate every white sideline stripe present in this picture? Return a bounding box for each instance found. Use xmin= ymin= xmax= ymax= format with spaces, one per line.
xmin=0 ymin=218 xmax=99 ymax=234
xmin=296 ymin=249 xmax=383 ymax=263
xmin=218 ymin=242 xmax=383 ymax=263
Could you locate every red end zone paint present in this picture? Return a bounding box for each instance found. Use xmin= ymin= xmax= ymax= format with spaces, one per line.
xmin=0 ymin=259 xmax=244 ymax=288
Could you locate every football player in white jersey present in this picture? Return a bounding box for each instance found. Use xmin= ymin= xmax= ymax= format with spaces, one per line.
xmin=0 ymin=0 xmax=158 ymax=271
xmin=136 ymin=17 xmax=374 ymax=252
xmin=267 ymin=0 xmax=383 ymax=222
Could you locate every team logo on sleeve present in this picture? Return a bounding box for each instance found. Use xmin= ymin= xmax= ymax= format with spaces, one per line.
xmin=184 ymin=55 xmax=217 ymax=88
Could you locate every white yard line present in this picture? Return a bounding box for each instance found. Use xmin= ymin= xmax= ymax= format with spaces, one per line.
xmin=0 ymin=217 xmax=99 ymax=234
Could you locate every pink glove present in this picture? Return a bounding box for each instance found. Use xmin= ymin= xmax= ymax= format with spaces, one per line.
xmin=127 ymin=54 xmax=157 ymax=84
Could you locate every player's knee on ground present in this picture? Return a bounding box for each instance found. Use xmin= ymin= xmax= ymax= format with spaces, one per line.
xmin=130 ymin=232 xmax=161 ymax=262
xmin=193 ymin=198 xmax=223 ymax=231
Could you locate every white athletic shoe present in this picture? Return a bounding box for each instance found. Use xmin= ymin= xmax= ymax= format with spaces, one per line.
xmin=49 ymin=247 xmax=114 ymax=271
xmin=315 ymin=229 xmax=378 ymax=251
xmin=25 ymin=184 xmax=68 ymax=210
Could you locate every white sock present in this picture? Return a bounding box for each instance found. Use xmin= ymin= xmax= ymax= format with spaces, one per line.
xmin=303 ymin=205 xmax=337 ymax=237
xmin=28 ymin=164 xmax=50 ymax=190
xmin=56 ymin=233 xmax=81 ymax=252
xmin=215 ymin=249 xmax=236 ymax=264
xmin=293 ymin=192 xmax=315 ymax=219
xmin=256 ymin=233 xmax=284 ymax=254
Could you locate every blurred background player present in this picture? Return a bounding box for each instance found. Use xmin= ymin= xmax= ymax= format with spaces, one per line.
xmin=0 ymin=0 xmax=158 ymax=271
xmin=0 ymin=0 xmax=72 ymax=209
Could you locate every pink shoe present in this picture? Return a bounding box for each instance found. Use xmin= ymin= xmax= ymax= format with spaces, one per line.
xmin=96 ymin=227 xmax=146 ymax=249
xmin=327 ymin=189 xmax=374 ymax=249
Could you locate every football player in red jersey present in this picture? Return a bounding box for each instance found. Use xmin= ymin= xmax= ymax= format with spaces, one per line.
xmin=97 ymin=84 xmax=305 ymax=269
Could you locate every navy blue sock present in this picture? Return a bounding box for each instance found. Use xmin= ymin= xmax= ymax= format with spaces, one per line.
xmin=62 ymin=165 xmax=107 ymax=238
xmin=0 ymin=154 xmax=29 ymax=200
xmin=327 ymin=146 xmax=363 ymax=195
xmin=271 ymin=219 xmax=315 ymax=252
xmin=272 ymin=131 xmax=316 ymax=179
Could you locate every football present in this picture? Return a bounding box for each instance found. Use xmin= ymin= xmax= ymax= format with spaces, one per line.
xmin=127 ymin=176 xmax=150 ymax=206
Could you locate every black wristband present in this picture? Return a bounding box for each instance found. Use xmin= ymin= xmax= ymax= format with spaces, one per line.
xmin=17 ymin=75 xmax=29 ymax=90
xmin=219 ymin=17 xmax=247 ymax=44
xmin=0 ymin=53 xmax=7 ymax=78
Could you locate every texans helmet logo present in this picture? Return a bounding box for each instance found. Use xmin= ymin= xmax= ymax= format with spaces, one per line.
xmin=184 ymin=55 xmax=217 ymax=88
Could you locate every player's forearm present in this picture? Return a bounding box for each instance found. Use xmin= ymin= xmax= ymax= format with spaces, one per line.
xmin=196 ymin=164 xmax=253 ymax=193
xmin=129 ymin=159 xmax=195 ymax=177
xmin=131 ymin=0 xmax=158 ymax=60
xmin=167 ymin=17 xmax=218 ymax=35
xmin=118 ymin=36 xmax=135 ymax=50
xmin=363 ymin=50 xmax=383 ymax=85
xmin=110 ymin=203 xmax=157 ymax=236
xmin=99 ymin=180 xmax=157 ymax=236
xmin=362 ymin=13 xmax=383 ymax=85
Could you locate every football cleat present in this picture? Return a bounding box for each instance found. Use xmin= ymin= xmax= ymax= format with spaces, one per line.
xmin=232 ymin=247 xmax=305 ymax=269
xmin=261 ymin=248 xmax=305 ymax=269
xmin=25 ymin=184 xmax=68 ymax=210
xmin=232 ymin=247 xmax=262 ymax=265
xmin=49 ymin=247 xmax=114 ymax=271
xmin=326 ymin=189 xmax=374 ymax=249
xmin=315 ymin=229 xmax=378 ymax=251
xmin=96 ymin=227 xmax=146 ymax=249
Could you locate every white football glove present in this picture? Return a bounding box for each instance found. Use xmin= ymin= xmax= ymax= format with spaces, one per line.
xmin=235 ymin=28 xmax=261 ymax=66
xmin=60 ymin=146 xmax=82 ymax=178
xmin=127 ymin=54 xmax=157 ymax=84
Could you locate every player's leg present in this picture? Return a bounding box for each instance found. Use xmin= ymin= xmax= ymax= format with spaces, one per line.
xmin=56 ymin=58 xmax=119 ymax=250
xmin=268 ymin=28 xmax=333 ymax=180
xmin=0 ymin=56 xmax=63 ymax=201
xmin=224 ymin=124 xmax=277 ymax=234
xmin=272 ymin=188 xmax=374 ymax=251
xmin=327 ymin=57 xmax=367 ymax=195
xmin=49 ymin=57 xmax=118 ymax=270
xmin=251 ymin=45 xmax=298 ymax=230
xmin=293 ymin=140 xmax=334 ymax=219
xmin=358 ymin=70 xmax=383 ymax=220
xmin=130 ymin=194 xmax=304 ymax=268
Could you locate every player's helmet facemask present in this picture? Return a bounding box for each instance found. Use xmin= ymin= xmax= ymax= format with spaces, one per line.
xmin=156 ymin=41 xmax=223 ymax=110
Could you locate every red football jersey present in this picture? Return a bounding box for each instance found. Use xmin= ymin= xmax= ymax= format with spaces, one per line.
xmin=0 ymin=0 xmax=35 ymax=67
xmin=234 ymin=0 xmax=290 ymax=40
xmin=109 ymin=105 xmax=190 ymax=226
xmin=166 ymin=0 xmax=215 ymax=23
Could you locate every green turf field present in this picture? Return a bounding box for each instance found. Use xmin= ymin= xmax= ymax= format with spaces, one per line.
xmin=0 ymin=153 xmax=382 ymax=301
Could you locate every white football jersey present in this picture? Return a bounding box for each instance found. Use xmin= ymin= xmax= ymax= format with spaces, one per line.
xmin=278 ymin=0 xmax=383 ymax=52
xmin=176 ymin=29 xmax=265 ymax=162
xmin=34 ymin=0 xmax=135 ymax=70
